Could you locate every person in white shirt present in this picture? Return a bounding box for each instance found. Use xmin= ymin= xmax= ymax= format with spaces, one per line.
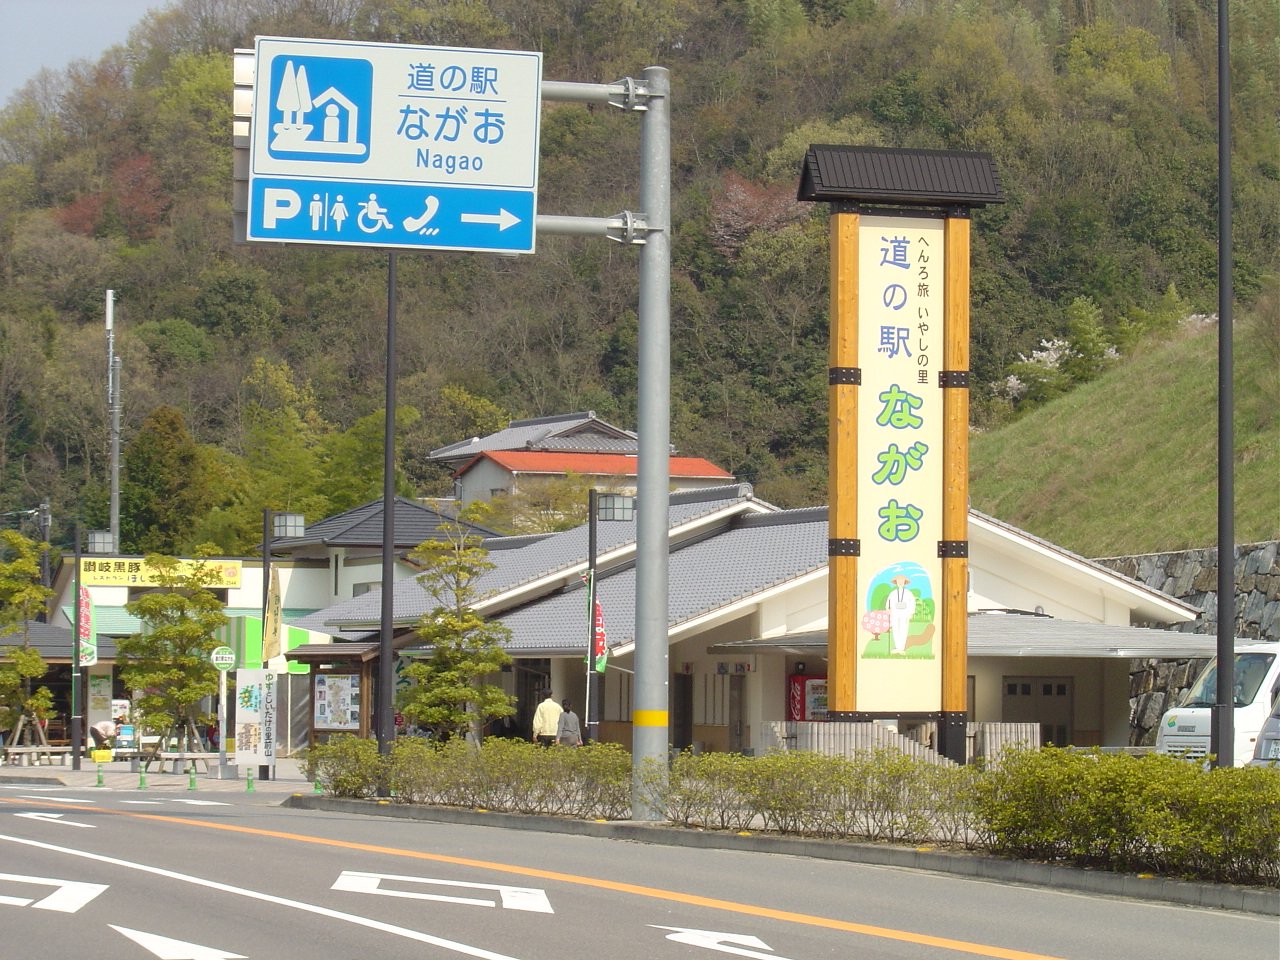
xmin=89 ymin=718 xmax=117 ymax=748
xmin=531 ymin=692 xmax=562 ymax=746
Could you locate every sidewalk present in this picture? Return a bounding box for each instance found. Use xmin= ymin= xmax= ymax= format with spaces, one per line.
xmin=0 ymin=755 xmax=312 ymax=794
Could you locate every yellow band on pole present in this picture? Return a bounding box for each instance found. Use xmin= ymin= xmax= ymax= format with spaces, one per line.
xmin=632 ymin=710 xmax=669 ymax=727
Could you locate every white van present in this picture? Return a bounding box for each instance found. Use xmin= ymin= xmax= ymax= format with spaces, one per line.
xmin=1154 ymin=642 xmax=1280 ymax=766
xmin=1247 ymin=694 xmax=1280 ymax=767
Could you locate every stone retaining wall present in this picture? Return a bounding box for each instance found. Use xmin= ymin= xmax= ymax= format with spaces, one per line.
xmin=1094 ymin=541 xmax=1279 ymax=745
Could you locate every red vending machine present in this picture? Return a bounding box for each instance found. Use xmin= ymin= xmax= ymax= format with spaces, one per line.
xmin=787 ymin=675 xmax=829 ymax=721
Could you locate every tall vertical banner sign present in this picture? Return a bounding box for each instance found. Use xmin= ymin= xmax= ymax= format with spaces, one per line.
xmin=235 ymin=668 xmax=277 ymax=770
xmin=855 ymin=215 xmax=945 ymax=712
xmin=77 ymin=585 xmax=97 ymax=668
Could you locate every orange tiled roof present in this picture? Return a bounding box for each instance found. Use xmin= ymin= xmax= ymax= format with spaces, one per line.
xmin=458 ymin=449 xmax=733 ymax=479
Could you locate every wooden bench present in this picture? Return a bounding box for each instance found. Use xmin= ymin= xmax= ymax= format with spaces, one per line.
xmin=2 ymin=745 xmax=72 ymax=767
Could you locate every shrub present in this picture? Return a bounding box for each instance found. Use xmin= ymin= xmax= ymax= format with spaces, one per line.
xmin=303 ymin=734 xmax=385 ymax=799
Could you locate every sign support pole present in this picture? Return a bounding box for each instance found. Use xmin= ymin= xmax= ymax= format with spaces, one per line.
xmin=377 ymin=251 xmax=398 ymax=784
xmin=630 ymin=65 xmax=671 ymax=821
xmin=827 ymin=209 xmax=859 ymax=716
xmin=939 ymin=212 xmax=971 ymax=764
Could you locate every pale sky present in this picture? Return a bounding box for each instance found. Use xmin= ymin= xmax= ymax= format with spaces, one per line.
xmin=2 ymin=0 xmax=168 ymax=105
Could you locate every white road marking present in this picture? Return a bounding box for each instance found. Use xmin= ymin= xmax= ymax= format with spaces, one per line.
xmin=111 ymin=925 xmax=247 ymax=959
xmin=652 ymin=926 xmax=793 ymax=960
xmin=14 ymin=812 xmax=95 ymax=828
xmin=332 ymin=871 xmax=553 ymax=913
xmin=0 ymin=835 xmax=525 ymax=960
xmin=17 ymin=795 xmax=95 ymax=803
xmin=0 ymin=872 xmax=108 ymax=912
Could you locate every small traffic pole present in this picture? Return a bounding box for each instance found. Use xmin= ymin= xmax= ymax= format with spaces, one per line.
xmin=187 ymin=764 xmax=198 ymax=791
xmin=95 ymin=763 xmax=105 ymax=788
xmin=246 ymin=767 xmax=255 ymax=793
xmin=137 ymin=767 xmax=147 ymax=790
xmin=313 ymin=777 xmax=323 ymax=795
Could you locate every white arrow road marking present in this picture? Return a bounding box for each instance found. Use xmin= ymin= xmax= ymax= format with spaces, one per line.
xmin=0 ymin=836 xmax=524 ymax=960
xmin=651 ymin=926 xmax=794 ymax=960
xmin=17 ymin=795 xmax=95 ymax=803
xmin=119 ymin=799 xmax=228 ymax=806
xmin=166 ymin=799 xmax=230 ymax=806
xmin=460 ymin=209 xmax=521 ymax=231
xmin=333 ymin=871 xmax=553 ymax=913
xmin=0 ymin=872 xmax=108 ymax=912
xmin=111 ymin=925 xmax=246 ymax=960
xmin=14 ymin=812 xmax=95 ymax=828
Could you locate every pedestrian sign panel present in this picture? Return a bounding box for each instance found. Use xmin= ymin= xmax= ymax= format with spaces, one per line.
xmin=247 ymin=36 xmax=542 ymax=254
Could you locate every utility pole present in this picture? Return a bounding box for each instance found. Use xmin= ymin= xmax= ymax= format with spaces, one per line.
xmin=106 ymin=290 xmax=121 ymax=553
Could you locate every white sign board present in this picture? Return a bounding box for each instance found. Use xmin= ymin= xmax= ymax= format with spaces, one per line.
xmin=234 ymin=668 xmax=276 ymax=768
xmin=247 ymin=36 xmax=542 ymax=254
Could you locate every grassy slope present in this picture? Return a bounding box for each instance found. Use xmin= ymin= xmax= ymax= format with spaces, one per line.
xmin=970 ymin=312 xmax=1279 ymax=558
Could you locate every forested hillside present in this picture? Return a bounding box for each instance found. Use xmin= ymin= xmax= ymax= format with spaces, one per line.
xmin=0 ymin=0 xmax=1276 ymax=555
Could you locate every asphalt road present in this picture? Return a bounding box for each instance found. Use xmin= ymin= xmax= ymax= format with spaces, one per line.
xmin=0 ymin=783 xmax=1275 ymax=960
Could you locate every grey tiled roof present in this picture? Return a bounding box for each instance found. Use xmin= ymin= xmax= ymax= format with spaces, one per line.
xmin=494 ymin=508 xmax=829 ymax=653
xmin=1 ymin=621 xmax=120 ymax=660
xmin=314 ymin=484 xmax=767 ymax=631
xmin=272 ymin=497 xmax=495 ymax=551
xmin=428 ymin=412 xmax=637 ymax=462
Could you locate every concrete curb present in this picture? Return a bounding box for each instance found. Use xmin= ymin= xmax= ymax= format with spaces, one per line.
xmin=281 ymin=794 xmax=1280 ymax=917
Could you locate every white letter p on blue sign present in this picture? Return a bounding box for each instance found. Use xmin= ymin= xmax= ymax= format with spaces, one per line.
xmin=262 ymin=188 xmax=301 ymax=228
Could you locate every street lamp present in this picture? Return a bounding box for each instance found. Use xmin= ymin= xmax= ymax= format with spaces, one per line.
xmin=585 ymin=490 xmax=634 ymax=743
xmin=261 ymin=509 xmax=305 ymax=659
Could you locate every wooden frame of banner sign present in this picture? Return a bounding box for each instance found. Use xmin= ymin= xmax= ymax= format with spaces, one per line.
xmin=797 ymin=145 xmax=1003 ymax=765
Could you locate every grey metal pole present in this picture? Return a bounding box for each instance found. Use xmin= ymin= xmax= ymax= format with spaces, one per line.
xmin=107 ymin=291 xmax=120 ymax=552
xmin=1211 ymin=0 xmax=1234 ymax=768
xmin=631 ymin=66 xmax=671 ymax=821
xmin=378 ymin=251 xmax=398 ymax=766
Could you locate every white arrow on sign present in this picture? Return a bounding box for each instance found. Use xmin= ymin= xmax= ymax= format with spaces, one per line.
xmin=0 ymin=872 xmax=108 ymax=912
xmin=14 ymin=812 xmax=95 ymax=829
xmin=332 ymin=871 xmax=553 ymax=913
xmin=459 ymin=209 xmax=521 ymax=231
xmin=651 ymin=926 xmax=794 ymax=960
xmin=111 ymin=925 xmax=246 ymax=960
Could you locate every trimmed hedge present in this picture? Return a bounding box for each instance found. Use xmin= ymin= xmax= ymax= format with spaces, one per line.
xmin=299 ymin=738 xmax=1280 ymax=887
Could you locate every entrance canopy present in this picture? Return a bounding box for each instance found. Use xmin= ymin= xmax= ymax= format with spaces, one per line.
xmin=707 ymin=611 xmax=1230 ymax=659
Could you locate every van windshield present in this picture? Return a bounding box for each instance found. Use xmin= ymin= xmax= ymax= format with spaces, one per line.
xmin=1181 ymin=652 xmax=1276 ymax=707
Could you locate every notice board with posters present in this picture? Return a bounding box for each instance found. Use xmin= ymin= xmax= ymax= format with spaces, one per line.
xmin=313 ymin=672 xmax=361 ymax=731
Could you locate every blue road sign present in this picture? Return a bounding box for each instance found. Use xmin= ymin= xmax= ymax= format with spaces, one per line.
xmin=247 ymin=37 xmax=541 ymax=254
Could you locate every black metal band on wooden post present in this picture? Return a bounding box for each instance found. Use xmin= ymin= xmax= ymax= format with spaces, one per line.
xmin=937 ymin=540 xmax=969 ymax=558
xmin=828 ymin=538 xmax=861 ymax=557
xmin=938 ymin=370 xmax=969 ymax=388
xmin=828 ymin=367 xmax=861 ymax=385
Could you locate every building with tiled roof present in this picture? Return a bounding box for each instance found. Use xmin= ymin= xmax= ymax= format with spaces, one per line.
xmin=428 ymin=411 xmax=641 ymax=472
xmin=292 ymin=485 xmax=1207 ymax=756
xmin=452 ymin=449 xmax=735 ymax=509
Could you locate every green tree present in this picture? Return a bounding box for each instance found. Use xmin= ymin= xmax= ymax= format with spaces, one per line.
xmin=118 ymin=551 xmax=229 ymax=746
xmin=484 ymin=472 xmax=595 ymax=534
xmin=120 ymin=405 xmax=223 ymax=554
xmin=0 ymin=529 xmax=54 ymax=737
xmin=397 ymin=508 xmax=514 ymax=742
xmin=1059 ymin=296 xmax=1116 ymax=385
